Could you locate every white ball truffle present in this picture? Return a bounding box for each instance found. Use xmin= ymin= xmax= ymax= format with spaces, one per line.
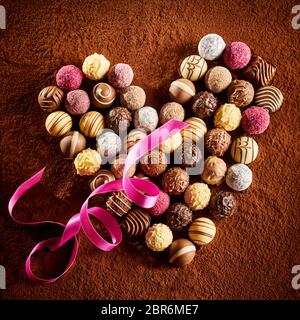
xmin=198 ymin=33 xmax=226 ymax=61
xmin=134 ymin=106 xmax=159 ymax=133
xmin=226 ymin=164 xmax=253 ymax=191
xmin=96 ymin=131 xmax=121 ymax=159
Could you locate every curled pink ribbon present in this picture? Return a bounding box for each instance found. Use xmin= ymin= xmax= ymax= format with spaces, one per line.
xmin=8 ymin=120 xmax=188 ymax=284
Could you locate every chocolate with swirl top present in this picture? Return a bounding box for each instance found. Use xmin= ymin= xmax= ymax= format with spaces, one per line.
xmin=227 ymin=80 xmax=254 ymax=108
xmin=90 ymin=170 xmax=115 ymax=191
xmin=92 ymin=82 xmax=116 ymax=109
xmin=243 ymin=55 xmax=276 ymax=87
xmin=121 ymin=208 xmax=151 ymax=237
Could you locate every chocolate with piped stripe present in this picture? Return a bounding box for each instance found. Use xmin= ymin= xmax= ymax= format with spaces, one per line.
xmin=188 ymin=217 xmax=216 ymax=246
xmin=90 ymin=170 xmax=115 ymax=191
xmin=121 ymin=208 xmax=151 ymax=237
xmin=181 ymin=117 xmax=207 ymax=143
xmin=168 ymin=239 xmax=196 ymax=266
xmin=254 ymin=85 xmax=283 ymax=113
xmin=45 ymin=111 xmax=72 ymax=137
xmin=106 ymin=191 xmax=132 ymax=217
xmin=79 ymin=111 xmax=105 ymax=138
xmin=230 ymin=136 xmax=258 ymax=164
xmin=60 ymin=131 xmax=86 ymax=159
xmin=38 ymin=86 xmax=64 ymax=112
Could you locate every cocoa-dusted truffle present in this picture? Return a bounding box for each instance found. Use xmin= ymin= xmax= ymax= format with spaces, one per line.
xmin=205 ymin=128 xmax=231 ymax=157
xmin=141 ymin=149 xmax=168 ymax=177
xmin=191 ymin=91 xmax=218 ymax=119
xmin=120 ymin=85 xmax=146 ymax=111
xmin=166 ymin=203 xmax=193 ymax=231
xmin=201 ymin=156 xmax=227 ymax=186
xmin=175 ymin=141 xmax=201 ymax=167
xmin=106 ymin=106 xmax=132 ymax=133
xmin=106 ymin=191 xmax=132 ymax=217
xmin=159 ymin=102 xmax=185 ymax=124
xmin=205 ymin=66 xmax=232 ymax=93
xmin=162 ymin=167 xmax=189 ymax=195
xmin=210 ymin=191 xmax=237 ymax=219
xmin=227 ymin=80 xmax=254 ymax=108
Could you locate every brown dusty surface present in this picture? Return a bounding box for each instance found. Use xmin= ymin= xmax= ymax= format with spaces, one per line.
xmin=0 ymin=0 xmax=300 ymax=300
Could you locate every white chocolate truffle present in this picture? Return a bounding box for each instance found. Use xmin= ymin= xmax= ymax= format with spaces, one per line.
xmin=226 ymin=164 xmax=253 ymax=191
xmin=96 ymin=131 xmax=121 ymax=159
xmin=134 ymin=106 xmax=159 ymax=133
xmin=198 ymin=34 xmax=226 ymax=61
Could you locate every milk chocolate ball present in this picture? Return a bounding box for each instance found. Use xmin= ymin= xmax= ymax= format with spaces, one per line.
xmin=205 ymin=66 xmax=232 ymax=93
xmin=201 ymin=156 xmax=227 ymax=186
xmin=91 ymin=82 xmax=116 ymax=109
xmin=120 ymin=85 xmax=146 ymax=111
xmin=191 ymin=91 xmax=218 ymax=119
xmin=227 ymin=80 xmax=254 ymax=108
xmin=60 ymin=131 xmax=86 ymax=159
xmin=159 ymin=102 xmax=185 ymax=124
xmin=205 ymin=128 xmax=231 ymax=157
xmin=162 ymin=167 xmax=189 ymax=195
xmin=168 ymin=239 xmax=196 ymax=266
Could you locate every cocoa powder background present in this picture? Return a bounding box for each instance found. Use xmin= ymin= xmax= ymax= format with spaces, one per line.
xmin=0 ymin=0 xmax=300 ymax=300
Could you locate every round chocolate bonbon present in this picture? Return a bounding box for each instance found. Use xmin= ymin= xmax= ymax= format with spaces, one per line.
xmin=230 ymin=136 xmax=258 ymax=164
xmin=79 ymin=111 xmax=105 ymax=138
xmin=38 ymin=86 xmax=64 ymax=113
xmin=45 ymin=111 xmax=72 ymax=137
xmin=91 ymin=82 xmax=116 ymax=109
xmin=60 ymin=131 xmax=86 ymax=159
xmin=168 ymin=239 xmax=196 ymax=267
xmin=179 ymin=55 xmax=207 ymax=81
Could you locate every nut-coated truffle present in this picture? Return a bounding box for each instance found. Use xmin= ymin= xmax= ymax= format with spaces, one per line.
xmin=106 ymin=106 xmax=132 ymax=133
xmin=60 ymin=131 xmax=86 ymax=159
xmin=120 ymin=86 xmax=146 ymax=111
xmin=56 ymin=65 xmax=83 ymax=91
xmin=227 ymin=80 xmax=254 ymax=108
xmin=106 ymin=191 xmax=132 ymax=217
xmin=201 ymin=156 xmax=227 ymax=185
xmin=108 ymin=63 xmax=134 ymax=89
xmin=205 ymin=66 xmax=232 ymax=93
xmin=162 ymin=167 xmax=190 ymax=196
xmin=38 ymin=86 xmax=64 ymax=113
xmin=168 ymin=239 xmax=196 ymax=266
xmin=45 ymin=111 xmax=72 ymax=137
xmin=191 ymin=91 xmax=218 ymax=119
xmin=166 ymin=203 xmax=193 ymax=231
xmin=141 ymin=149 xmax=168 ymax=177
xmin=90 ymin=170 xmax=115 ymax=191
xmin=91 ymin=83 xmax=116 ymax=109
xmin=205 ymin=128 xmax=231 ymax=157
xmin=134 ymin=106 xmax=158 ymax=133
xmin=74 ymin=148 xmax=101 ymax=176
xmin=175 ymin=141 xmax=201 ymax=168
xmin=241 ymin=106 xmax=270 ymax=134
xmin=146 ymin=190 xmax=170 ymax=217
xmin=65 ymin=89 xmax=90 ymax=116
xmin=188 ymin=217 xmax=216 ymax=245
xmin=210 ymin=191 xmax=237 ymax=219
xmin=169 ymin=78 xmax=196 ymax=104
xmin=214 ymin=103 xmax=242 ymax=131
xmin=226 ymin=164 xmax=253 ymax=191
xmin=159 ymin=102 xmax=185 ymax=124
xmin=82 ymin=53 xmax=110 ymax=80
xmin=111 ymin=154 xmax=136 ymax=179
xmin=223 ymin=42 xmax=251 ymax=70
xmin=96 ymin=131 xmax=121 ymax=159
xmin=184 ymin=182 xmax=211 ymax=210
xmin=145 ymin=223 xmax=173 ymax=252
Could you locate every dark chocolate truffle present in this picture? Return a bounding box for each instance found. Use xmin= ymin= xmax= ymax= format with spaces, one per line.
xmin=175 ymin=141 xmax=201 ymax=167
xmin=205 ymin=128 xmax=231 ymax=157
xmin=121 ymin=208 xmax=151 ymax=237
xmin=106 ymin=106 xmax=132 ymax=133
xmin=38 ymin=86 xmax=64 ymax=113
xmin=191 ymin=91 xmax=218 ymax=119
xmin=106 ymin=191 xmax=132 ymax=217
xmin=60 ymin=131 xmax=86 ymax=159
xmin=162 ymin=167 xmax=189 ymax=195
xmin=166 ymin=203 xmax=193 ymax=231
xmin=141 ymin=150 xmax=168 ymax=177
xmin=227 ymin=80 xmax=254 ymax=108
xmin=210 ymin=191 xmax=237 ymax=219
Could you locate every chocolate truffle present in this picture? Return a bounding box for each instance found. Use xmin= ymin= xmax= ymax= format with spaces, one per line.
xmin=111 ymin=154 xmax=136 ymax=179
xmin=56 ymin=65 xmax=83 ymax=91
xmin=205 ymin=66 xmax=232 ymax=93
xmin=226 ymin=164 xmax=253 ymax=191
xmin=210 ymin=191 xmax=236 ymax=219
xmin=242 ymin=106 xmax=270 ymax=135
xmin=60 ymin=131 xmax=86 ymax=159
xmin=106 ymin=191 xmax=132 ymax=217
xmin=108 ymin=63 xmax=134 ymax=89
xmin=243 ymin=55 xmax=276 ymax=87
xmin=188 ymin=217 xmax=216 ymax=245
xmin=79 ymin=111 xmax=105 ymax=138
xmin=166 ymin=203 xmax=193 ymax=231
xmin=162 ymin=167 xmax=189 ymax=195
xmin=230 ymin=136 xmax=259 ymax=164
xmin=125 ymin=129 xmax=147 ymax=151
xmin=175 ymin=141 xmax=201 ymax=167
xmin=145 ymin=223 xmax=173 ymax=252
xmin=141 ymin=149 xmax=168 ymax=177
xmin=191 ymin=91 xmax=218 ymax=119
xmin=82 ymin=53 xmax=110 ymax=80
xmin=214 ymin=103 xmax=242 ymax=131
xmin=168 ymin=239 xmax=196 ymax=266
xmin=179 ymin=55 xmax=208 ymax=81
xmin=134 ymin=106 xmax=158 ymax=133
xmin=38 ymin=86 xmax=64 ymax=113
xmin=74 ymin=148 xmax=101 ymax=176
xmin=181 ymin=117 xmax=207 ymax=143
xmin=227 ymin=80 xmax=254 ymax=108
xmin=106 ymin=106 xmax=132 ymax=134
xmin=96 ymin=131 xmax=121 ymax=159
xmin=160 ymin=132 xmax=182 ymax=153
xmin=169 ymin=78 xmax=196 ymax=104
xmin=205 ymin=128 xmax=231 ymax=157
xmin=120 ymin=85 xmax=146 ymax=111
xmin=223 ymin=42 xmax=251 ymax=70
xmin=121 ymin=208 xmax=151 ymax=237
xmin=65 ymin=89 xmax=90 ymax=116
xmin=184 ymin=182 xmax=211 ymax=210
xmin=146 ymin=190 xmax=170 ymax=217
xmin=198 ymin=33 xmax=226 ymax=61
xmin=45 ymin=111 xmax=72 ymax=137
xmin=159 ymin=102 xmax=185 ymax=124
xmin=90 ymin=170 xmax=115 ymax=191
xmin=91 ymin=82 xmax=116 ymax=109
xmin=254 ymin=85 xmax=283 ymax=113
xmin=201 ymin=156 xmax=227 ymax=186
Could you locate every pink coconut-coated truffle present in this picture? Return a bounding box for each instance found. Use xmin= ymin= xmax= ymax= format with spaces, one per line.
xmin=65 ymin=89 xmax=90 ymax=116
xmin=223 ymin=42 xmax=251 ymax=70
xmin=242 ymin=106 xmax=270 ymax=135
xmin=108 ymin=63 xmax=134 ymax=89
xmin=146 ymin=190 xmax=170 ymax=217
xmin=56 ymin=65 xmax=83 ymax=91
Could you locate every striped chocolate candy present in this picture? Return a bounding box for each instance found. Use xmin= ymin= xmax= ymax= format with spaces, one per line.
xmin=179 ymin=55 xmax=208 ymax=82
xmin=182 ymin=117 xmax=207 ymax=143
xmin=106 ymin=191 xmax=132 ymax=217
xmin=45 ymin=111 xmax=72 ymax=137
xmin=60 ymin=131 xmax=86 ymax=159
xmin=254 ymin=85 xmax=283 ymax=113
xmin=79 ymin=111 xmax=105 ymax=138
xmin=230 ymin=136 xmax=258 ymax=164
xmin=188 ymin=217 xmax=216 ymax=246
xmin=243 ymin=56 xmax=276 ymax=87
xmin=121 ymin=208 xmax=151 ymax=237
xmin=168 ymin=239 xmax=196 ymax=266
xmin=169 ymin=78 xmax=196 ymax=104
xmin=38 ymin=86 xmax=64 ymax=113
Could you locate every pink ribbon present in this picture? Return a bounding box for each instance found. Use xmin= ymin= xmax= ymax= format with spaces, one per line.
xmin=8 ymin=120 xmax=188 ymax=284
